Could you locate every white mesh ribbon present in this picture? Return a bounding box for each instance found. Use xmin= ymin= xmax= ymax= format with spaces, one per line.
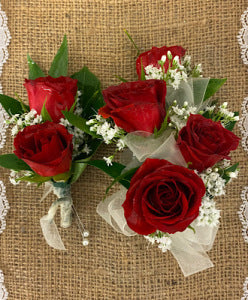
xmin=40 ymin=182 xmax=72 ymax=250
xmin=166 ymin=77 xmax=210 ymax=109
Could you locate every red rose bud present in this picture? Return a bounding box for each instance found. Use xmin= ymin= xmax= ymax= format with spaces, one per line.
xmin=24 ymin=76 xmax=78 ymax=123
xmin=14 ymin=121 xmax=73 ymax=177
xmin=122 ymin=158 xmax=205 ymax=235
xmin=177 ymin=114 xmax=240 ymax=172
xmin=136 ymin=46 xmax=186 ymax=79
xmin=99 ymin=80 xmax=167 ymax=133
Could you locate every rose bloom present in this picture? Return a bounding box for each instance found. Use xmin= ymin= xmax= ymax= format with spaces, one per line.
xmin=122 ymin=158 xmax=205 ymax=235
xmin=136 ymin=45 xmax=186 ymax=79
xmin=177 ymin=114 xmax=240 ymax=172
xmin=24 ymin=76 xmax=78 ymax=123
xmin=14 ymin=121 xmax=73 ymax=177
xmin=99 ymin=80 xmax=167 ymax=133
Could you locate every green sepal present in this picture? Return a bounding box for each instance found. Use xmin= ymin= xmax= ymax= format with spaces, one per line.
xmin=18 ymin=173 xmax=51 ymax=183
xmin=41 ymin=100 xmax=52 ymax=121
xmin=0 ymin=94 xmax=29 ymax=116
xmin=48 ymin=35 xmax=68 ymax=78
xmin=203 ymin=78 xmax=227 ymax=101
xmin=0 ymin=154 xmax=32 ymax=171
xmin=69 ymin=161 xmax=88 ymax=184
xmin=140 ymin=58 xmax=146 ymax=80
xmin=27 ymin=54 xmax=45 ymax=79
xmin=52 ymin=171 xmax=71 ymax=182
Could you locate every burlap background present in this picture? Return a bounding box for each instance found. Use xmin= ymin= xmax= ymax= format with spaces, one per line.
xmin=0 ymin=0 xmax=247 ymax=299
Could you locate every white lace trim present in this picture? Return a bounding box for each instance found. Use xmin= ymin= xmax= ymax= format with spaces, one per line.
xmin=0 ymin=271 xmax=8 ymax=300
xmin=239 ymin=187 xmax=248 ymax=243
xmin=0 ymin=3 xmax=10 ymax=149
xmin=0 ymin=3 xmax=10 ymax=299
xmin=238 ymin=8 xmax=248 ymax=66
xmin=242 ymin=277 xmax=248 ymax=300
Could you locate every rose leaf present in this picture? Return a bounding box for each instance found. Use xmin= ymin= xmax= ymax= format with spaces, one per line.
xmin=0 ymin=154 xmax=32 ymax=171
xmin=27 ymin=54 xmax=45 ymax=80
xmin=48 ymin=35 xmax=68 ymax=78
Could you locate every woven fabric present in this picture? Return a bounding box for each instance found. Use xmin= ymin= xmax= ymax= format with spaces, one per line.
xmin=0 ymin=0 xmax=247 ymax=299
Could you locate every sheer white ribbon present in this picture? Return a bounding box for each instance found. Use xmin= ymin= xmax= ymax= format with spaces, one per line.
xmin=40 ymin=182 xmax=72 ymax=250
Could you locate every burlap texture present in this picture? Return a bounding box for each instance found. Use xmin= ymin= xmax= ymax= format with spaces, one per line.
xmin=0 ymin=0 xmax=247 ymax=299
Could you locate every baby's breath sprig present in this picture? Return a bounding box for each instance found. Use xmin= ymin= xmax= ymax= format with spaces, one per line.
xmin=144 ymin=231 xmax=172 ymax=253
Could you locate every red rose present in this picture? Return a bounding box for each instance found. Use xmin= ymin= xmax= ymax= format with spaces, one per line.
xmin=177 ymin=114 xmax=240 ymax=172
xmin=122 ymin=158 xmax=205 ymax=235
xmin=99 ymin=80 xmax=166 ymax=133
xmin=14 ymin=121 xmax=73 ymax=177
xmin=136 ymin=46 xmax=186 ymax=79
xmin=24 ymin=76 xmax=78 ymax=123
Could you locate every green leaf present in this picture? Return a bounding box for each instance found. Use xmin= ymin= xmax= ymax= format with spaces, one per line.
xmin=48 ymin=35 xmax=68 ymax=78
xmin=87 ymin=160 xmax=125 ymax=179
xmin=0 ymin=154 xmax=32 ymax=171
xmin=203 ymin=78 xmax=227 ymax=101
xmin=62 ymin=111 xmax=100 ymax=138
xmin=69 ymin=162 xmax=88 ymax=184
xmin=27 ymin=54 xmax=45 ymax=79
xmin=71 ymin=66 xmax=104 ymax=117
xmin=73 ymin=138 xmax=102 ymax=161
xmin=18 ymin=173 xmax=51 ymax=183
xmin=41 ymin=100 xmax=52 ymax=121
xmin=222 ymin=162 xmax=239 ymax=183
xmin=224 ymin=112 xmax=239 ymax=131
xmin=86 ymin=160 xmax=137 ymax=190
xmin=106 ymin=167 xmax=138 ymax=194
xmin=0 ymin=94 xmax=29 ymax=116
xmin=140 ymin=58 xmax=146 ymax=80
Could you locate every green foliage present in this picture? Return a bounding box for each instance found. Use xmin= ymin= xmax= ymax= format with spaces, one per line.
xmin=48 ymin=35 xmax=68 ymax=77
xmin=0 ymin=154 xmax=32 ymax=171
xmin=203 ymin=78 xmax=227 ymax=101
xmin=41 ymin=100 xmax=52 ymax=121
xmin=18 ymin=173 xmax=51 ymax=183
xmin=69 ymin=162 xmax=88 ymax=184
xmin=71 ymin=66 xmax=104 ymax=118
xmin=27 ymin=54 xmax=45 ymax=79
xmin=0 ymin=94 xmax=29 ymax=116
xmin=86 ymin=160 xmax=138 ymax=191
xmin=224 ymin=111 xmax=239 ymax=131
xmin=222 ymin=162 xmax=239 ymax=184
xmin=62 ymin=110 xmax=100 ymax=138
xmin=140 ymin=58 xmax=146 ymax=80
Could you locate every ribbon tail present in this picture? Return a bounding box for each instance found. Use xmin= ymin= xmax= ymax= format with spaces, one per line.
xmin=170 ymin=228 xmax=215 ymax=276
xmin=40 ymin=215 xmax=66 ymax=250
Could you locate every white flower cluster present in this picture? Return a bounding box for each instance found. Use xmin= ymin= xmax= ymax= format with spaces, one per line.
xmin=199 ymin=167 xmax=226 ymax=197
xmin=144 ymin=52 xmax=188 ymax=89
xmin=196 ymin=195 xmax=220 ymax=227
xmin=60 ymin=118 xmax=89 ymax=159
xmin=144 ymin=53 xmax=202 ymax=90
xmin=86 ymin=114 xmax=126 ymax=150
xmin=144 ymin=231 xmax=172 ymax=253
xmin=9 ymin=170 xmax=33 ymax=186
xmin=168 ymin=100 xmax=197 ymax=130
xmin=218 ymin=102 xmax=239 ymax=126
xmin=182 ymin=55 xmax=202 ymax=78
xmin=6 ymin=109 xmax=43 ymax=136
